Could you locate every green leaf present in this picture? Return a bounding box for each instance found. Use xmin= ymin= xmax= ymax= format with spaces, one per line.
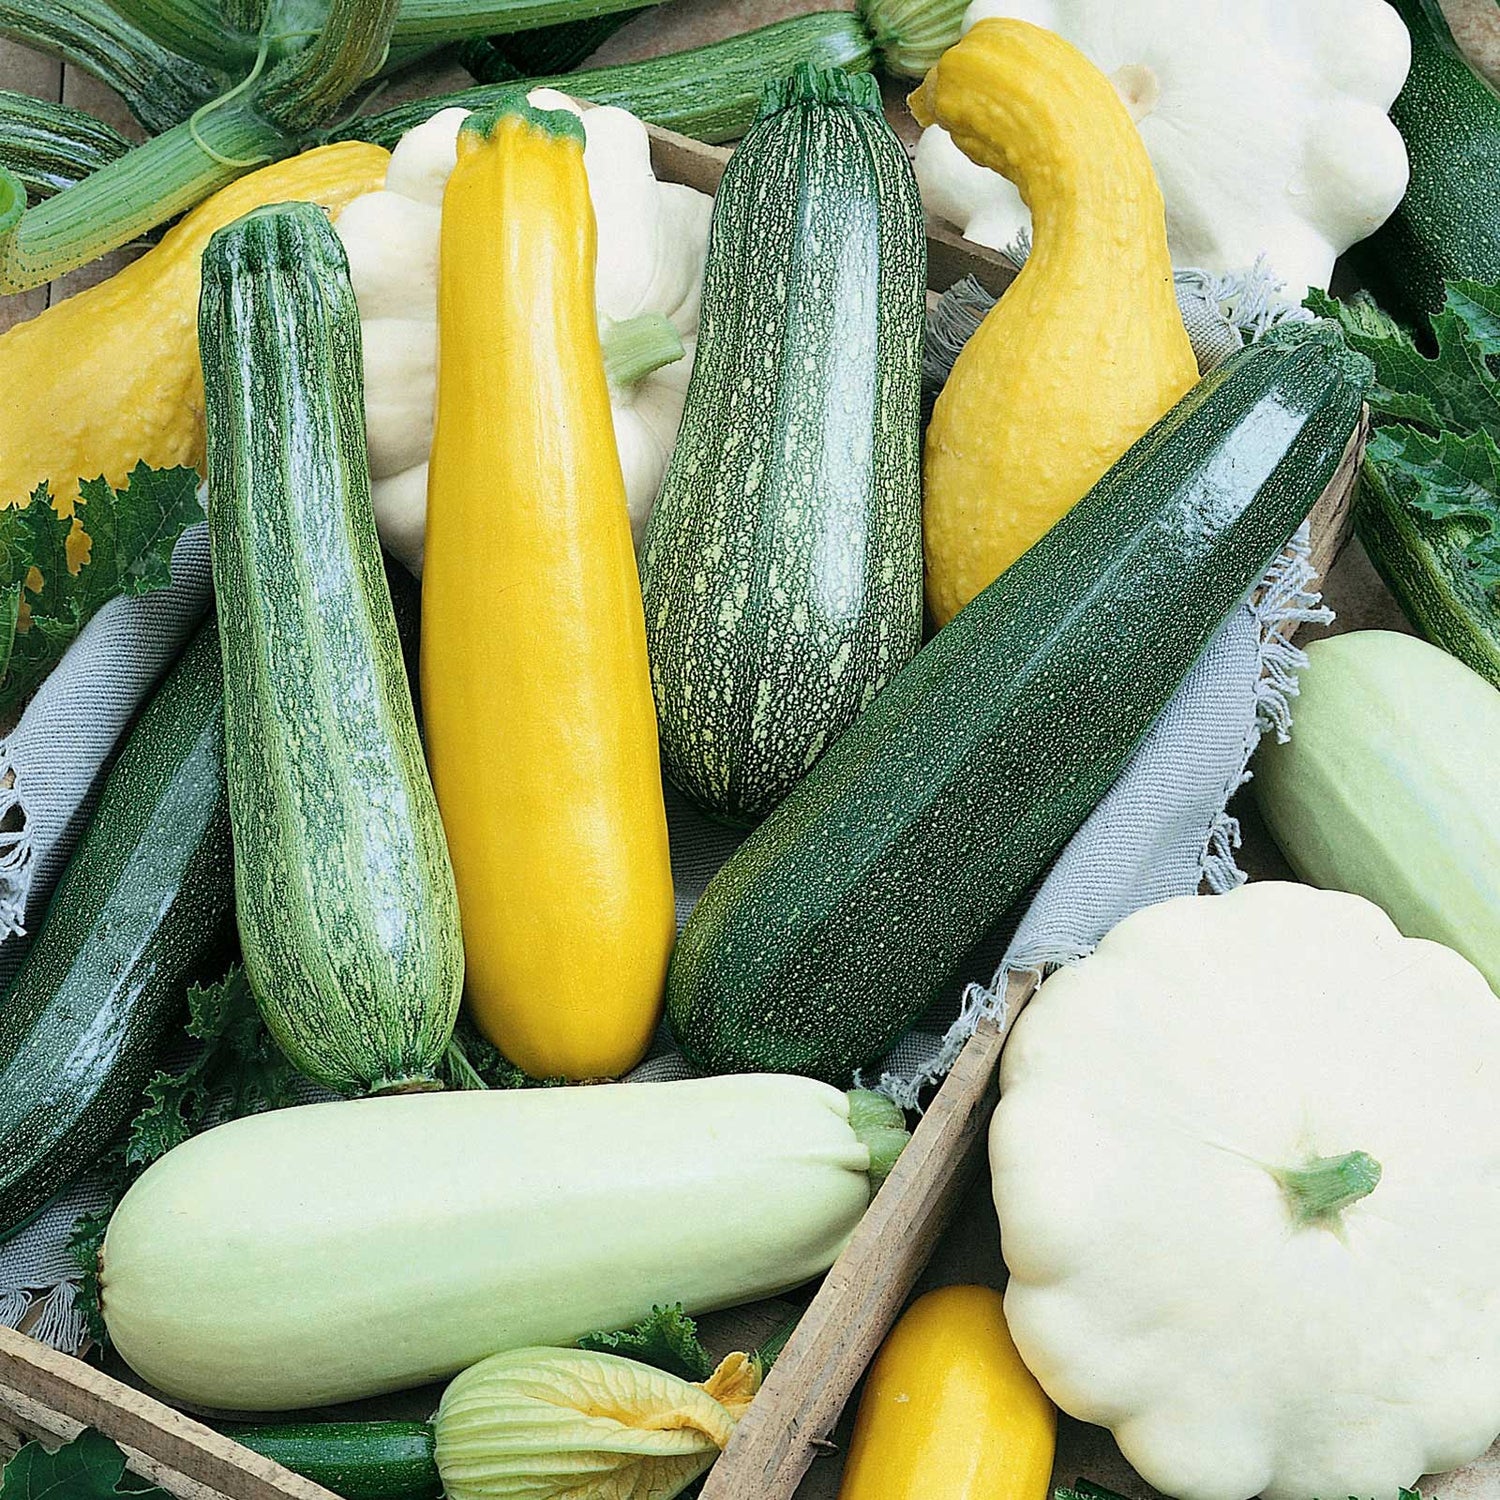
xmin=0 ymin=1431 xmax=171 ymax=1500
xmin=577 ymin=1304 xmax=713 ymax=1383
xmin=0 ymin=462 xmax=200 ymax=709
xmin=441 ymin=1011 xmax=570 ymax=1091
xmin=126 ymin=965 xmax=304 ymax=1172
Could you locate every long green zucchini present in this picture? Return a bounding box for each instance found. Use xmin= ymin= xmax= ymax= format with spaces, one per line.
xmin=1254 ymin=630 xmax=1500 ymax=996
xmin=0 ymin=90 xmax=129 ymax=201
xmin=227 ymin=1422 xmax=440 ymax=1500
xmin=640 ymin=65 xmax=924 ymax=825
xmin=1353 ymin=0 xmax=1500 ymax=321
xmin=667 ymin=322 xmax=1372 ymax=1083
xmin=336 ymin=12 xmax=875 ymax=149
xmin=199 ymin=202 xmax=462 ymax=1097
xmin=0 ymin=622 xmax=231 ymax=1237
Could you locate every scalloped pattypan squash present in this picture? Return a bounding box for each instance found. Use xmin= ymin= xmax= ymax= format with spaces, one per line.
xmin=992 ymin=881 xmax=1500 ymax=1500
xmin=915 ymin=0 xmax=1412 ymax=295
xmin=334 ymin=93 xmax=711 ymax=574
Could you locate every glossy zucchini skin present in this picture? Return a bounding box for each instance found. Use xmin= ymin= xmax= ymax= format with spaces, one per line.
xmin=336 ymin=12 xmax=875 ymax=149
xmin=200 ymin=202 xmax=463 ymax=1097
xmin=0 ymin=622 xmax=231 ymax=1236
xmin=667 ymin=322 xmax=1371 ymax=1083
xmin=0 ymin=89 xmax=128 ymax=200
xmin=227 ymin=1421 xmax=440 ymax=1500
xmin=640 ymin=65 xmax=925 ymax=826
xmin=1354 ymin=0 xmax=1500 ymax=321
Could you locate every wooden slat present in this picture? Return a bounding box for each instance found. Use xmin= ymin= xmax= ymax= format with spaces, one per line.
xmin=0 ymin=1325 xmax=339 ymax=1500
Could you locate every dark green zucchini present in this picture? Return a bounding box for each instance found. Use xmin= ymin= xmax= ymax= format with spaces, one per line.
xmin=335 ymin=12 xmax=875 ymax=149
xmin=667 ymin=321 xmax=1372 ymax=1083
xmin=0 ymin=89 xmax=129 ymax=201
xmin=1353 ymin=0 xmax=1500 ymax=322
xmin=227 ymin=1421 xmax=439 ymax=1500
xmin=640 ymin=65 xmax=925 ymax=826
xmin=0 ymin=621 xmax=231 ymax=1236
xmin=199 ymin=202 xmax=463 ymax=1098
xmin=457 ymin=9 xmax=648 ymax=82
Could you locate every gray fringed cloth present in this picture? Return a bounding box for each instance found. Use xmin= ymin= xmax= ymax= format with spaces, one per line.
xmin=0 ymin=263 xmax=1324 ymax=1351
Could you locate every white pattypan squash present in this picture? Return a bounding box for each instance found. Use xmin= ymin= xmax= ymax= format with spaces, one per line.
xmin=991 ymin=882 xmax=1500 ymax=1500
xmin=334 ymin=92 xmax=712 ymax=574
xmin=915 ymin=0 xmax=1412 ymax=295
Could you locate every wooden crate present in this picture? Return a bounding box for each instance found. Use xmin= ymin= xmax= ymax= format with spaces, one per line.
xmin=0 ymin=122 xmax=1402 ymax=1500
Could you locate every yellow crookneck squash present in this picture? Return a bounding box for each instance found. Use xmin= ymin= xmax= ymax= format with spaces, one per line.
xmin=421 ymin=99 xmax=674 ymax=1082
xmin=838 ymin=1284 xmax=1055 ymax=1500
xmin=0 ymin=143 xmax=388 ymax=538
xmin=910 ymin=19 xmax=1198 ymax=627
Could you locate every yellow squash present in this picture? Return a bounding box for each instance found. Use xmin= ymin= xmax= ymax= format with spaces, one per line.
xmin=0 ymin=143 xmax=388 ymax=536
xmin=421 ymin=99 xmax=674 ymax=1081
xmin=839 ymin=1284 xmax=1056 ymax=1500
xmin=911 ymin=20 xmax=1197 ymax=626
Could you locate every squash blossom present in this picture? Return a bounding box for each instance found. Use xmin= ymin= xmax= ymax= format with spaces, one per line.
xmin=433 ymin=1345 xmax=761 ymax=1500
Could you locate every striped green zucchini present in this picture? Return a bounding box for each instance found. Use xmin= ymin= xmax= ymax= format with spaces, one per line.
xmin=667 ymin=322 xmax=1372 ymax=1082
xmin=639 ymin=65 xmax=925 ymax=826
xmin=336 ymin=12 xmax=875 ymax=149
xmin=0 ymin=89 xmax=128 ymax=200
xmin=0 ymin=622 xmax=231 ymax=1236
xmin=199 ymin=202 xmax=462 ymax=1097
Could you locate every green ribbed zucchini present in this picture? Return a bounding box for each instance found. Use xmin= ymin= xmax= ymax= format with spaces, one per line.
xmin=227 ymin=1422 xmax=440 ymax=1500
xmin=199 ymin=202 xmax=462 ymax=1097
xmin=1353 ymin=0 xmax=1500 ymax=322
xmin=667 ymin=322 xmax=1371 ymax=1083
xmin=0 ymin=89 xmax=128 ymax=200
xmin=640 ymin=65 xmax=924 ymax=826
xmin=337 ymin=13 xmax=875 ymax=149
xmin=0 ymin=622 xmax=231 ymax=1236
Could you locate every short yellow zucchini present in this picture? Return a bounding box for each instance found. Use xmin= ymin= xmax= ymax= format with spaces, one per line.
xmin=838 ymin=1284 xmax=1056 ymax=1500
xmin=911 ymin=20 xmax=1197 ymax=626
xmin=421 ymin=99 xmax=674 ymax=1081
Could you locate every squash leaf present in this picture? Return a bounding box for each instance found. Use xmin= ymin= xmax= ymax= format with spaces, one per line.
xmin=578 ymin=1304 xmax=713 ymax=1382
xmin=0 ymin=463 xmax=201 ymax=710
xmin=1308 ymin=281 xmax=1500 ymax=597
xmin=0 ymin=1430 xmax=171 ymax=1499
xmin=127 ymin=965 xmax=304 ymax=1169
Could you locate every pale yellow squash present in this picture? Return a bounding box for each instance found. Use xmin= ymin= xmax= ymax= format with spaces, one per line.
xmin=838 ymin=1284 xmax=1056 ymax=1500
xmin=421 ymin=99 xmax=674 ymax=1081
xmin=0 ymin=142 xmax=388 ymax=545
xmin=911 ymin=20 xmax=1197 ymax=626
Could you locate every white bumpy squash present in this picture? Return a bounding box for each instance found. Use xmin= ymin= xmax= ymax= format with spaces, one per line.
xmin=915 ymin=0 xmax=1411 ymax=295
xmin=335 ymin=92 xmax=711 ymax=573
xmin=100 ymin=1075 xmax=905 ymax=1411
xmin=992 ymin=881 xmax=1500 ymax=1500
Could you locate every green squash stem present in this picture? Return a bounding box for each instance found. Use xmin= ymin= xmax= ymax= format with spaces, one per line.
xmin=601 ymin=312 xmax=685 ymax=388
xmin=855 ymin=0 xmax=968 ymax=77
xmin=0 ymin=0 xmax=224 ymax=133
xmin=847 ymin=1089 xmax=910 ymax=1193
xmin=1273 ymin=1149 xmax=1382 ymax=1227
xmin=103 ymin=0 xmax=261 ymax=74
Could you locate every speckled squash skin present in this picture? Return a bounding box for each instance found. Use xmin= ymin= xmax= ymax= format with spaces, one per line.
xmin=639 ymin=64 xmax=925 ymax=827
xmin=200 ymin=203 xmax=462 ymax=1097
xmin=0 ymin=622 xmax=232 ymax=1236
xmin=667 ymin=323 xmax=1370 ymax=1084
xmin=912 ymin=19 xmax=1199 ymax=627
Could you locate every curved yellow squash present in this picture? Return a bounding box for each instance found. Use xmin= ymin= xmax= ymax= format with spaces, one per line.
xmin=838 ymin=1284 xmax=1056 ymax=1500
xmin=911 ymin=20 xmax=1197 ymax=626
xmin=0 ymin=143 xmax=387 ymax=539
xmin=421 ymin=100 xmax=674 ymax=1081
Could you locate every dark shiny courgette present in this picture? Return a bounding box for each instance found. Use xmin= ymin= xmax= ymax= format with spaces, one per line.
xmin=0 ymin=621 xmax=231 ymax=1236
xmin=228 ymin=1421 xmax=439 ymax=1500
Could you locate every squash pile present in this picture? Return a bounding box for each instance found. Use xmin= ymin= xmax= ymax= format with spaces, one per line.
xmin=9 ymin=1 xmax=1500 ymax=1497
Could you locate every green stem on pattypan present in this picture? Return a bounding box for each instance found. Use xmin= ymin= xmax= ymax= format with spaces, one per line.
xmin=600 ymin=312 xmax=686 ymax=389
xmin=855 ymin=0 xmax=969 ymax=78
xmin=1273 ymin=1149 xmax=1382 ymax=1227
xmin=847 ymin=1088 xmax=911 ymax=1195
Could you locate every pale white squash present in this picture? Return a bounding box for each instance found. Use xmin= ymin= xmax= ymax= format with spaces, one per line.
xmin=915 ymin=0 xmax=1412 ymax=296
xmin=100 ymin=1075 xmax=901 ymax=1411
xmin=335 ymin=93 xmax=711 ymax=573
xmin=991 ymin=882 xmax=1500 ymax=1500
